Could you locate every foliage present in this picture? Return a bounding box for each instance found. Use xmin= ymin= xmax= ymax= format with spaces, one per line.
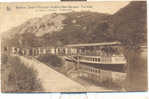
xmin=107 ymin=1 xmax=147 ymax=48
xmin=2 ymin=11 xmax=110 ymax=47
xmin=1 ymin=54 xmax=42 ymax=92
xmin=41 ymin=12 xmax=110 ymax=45
xmin=37 ymin=54 xmax=63 ymax=67
xmin=2 ymin=2 xmax=147 ymax=48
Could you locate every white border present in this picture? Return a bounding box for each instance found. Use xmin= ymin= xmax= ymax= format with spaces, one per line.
xmin=0 ymin=0 xmax=148 ymax=99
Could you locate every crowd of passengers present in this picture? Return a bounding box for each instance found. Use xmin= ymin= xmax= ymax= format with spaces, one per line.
xmin=77 ymin=47 xmax=122 ymax=56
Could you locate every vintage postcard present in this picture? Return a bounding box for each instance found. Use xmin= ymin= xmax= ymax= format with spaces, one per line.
xmin=0 ymin=1 xmax=147 ymax=92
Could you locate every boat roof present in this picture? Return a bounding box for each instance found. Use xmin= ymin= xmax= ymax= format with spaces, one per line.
xmin=65 ymin=41 xmax=121 ymax=47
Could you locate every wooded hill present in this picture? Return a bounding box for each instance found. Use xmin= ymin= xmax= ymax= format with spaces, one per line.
xmin=2 ymin=1 xmax=147 ymax=48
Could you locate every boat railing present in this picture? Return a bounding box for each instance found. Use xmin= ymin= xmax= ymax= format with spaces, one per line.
xmin=65 ymin=51 xmax=123 ymax=57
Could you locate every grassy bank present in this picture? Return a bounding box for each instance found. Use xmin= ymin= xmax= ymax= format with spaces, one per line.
xmin=37 ymin=54 xmax=63 ymax=67
xmin=1 ymin=54 xmax=43 ymax=92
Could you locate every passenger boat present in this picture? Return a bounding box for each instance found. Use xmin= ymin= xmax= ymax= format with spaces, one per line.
xmin=63 ymin=42 xmax=127 ymax=66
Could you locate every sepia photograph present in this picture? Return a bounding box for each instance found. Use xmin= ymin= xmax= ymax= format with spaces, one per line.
xmin=0 ymin=1 xmax=147 ymax=92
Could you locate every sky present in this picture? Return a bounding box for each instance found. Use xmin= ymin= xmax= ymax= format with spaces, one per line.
xmin=0 ymin=2 xmax=130 ymax=34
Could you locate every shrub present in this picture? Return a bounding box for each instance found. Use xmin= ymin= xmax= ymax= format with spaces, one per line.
xmin=37 ymin=54 xmax=63 ymax=67
xmin=1 ymin=55 xmax=42 ymax=92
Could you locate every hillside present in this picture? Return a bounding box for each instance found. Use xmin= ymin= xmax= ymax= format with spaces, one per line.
xmin=2 ymin=1 xmax=147 ymax=48
xmin=2 ymin=12 xmax=110 ymax=48
xmin=108 ymin=1 xmax=147 ymax=47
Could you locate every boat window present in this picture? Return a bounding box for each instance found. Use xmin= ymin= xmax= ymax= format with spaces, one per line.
xmin=96 ymin=70 xmax=98 ymax=73
xmin=95 ymin=58 xmax=98 ymax=62
xmin=98 ymin=58 xmax=100 ymax=62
